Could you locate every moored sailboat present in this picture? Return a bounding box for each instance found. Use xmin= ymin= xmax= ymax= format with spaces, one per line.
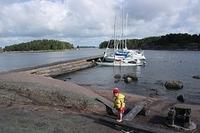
xmin=98 ymin=3 xmax=146 ymax=67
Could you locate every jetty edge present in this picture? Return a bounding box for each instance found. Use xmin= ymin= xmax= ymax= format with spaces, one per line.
xmin=0 ymin=55 xmax=199 ymax=133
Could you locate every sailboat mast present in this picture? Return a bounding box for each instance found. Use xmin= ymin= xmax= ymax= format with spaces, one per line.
xmin=125 ymin=13 xmax=128 ymax=50
xmin=113 ymin=16 xmax=117 ymax=50
xmin=121 ymin=0 xmax=124 ymax=50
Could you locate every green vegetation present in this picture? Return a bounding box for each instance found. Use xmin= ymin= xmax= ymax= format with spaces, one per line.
xmin=4 ymin=39 xmax=74 ymax=51
xmin=0 ymin=47 xmax=3 ymax=52
xmin=99 ymin=33 xmax=200 ymax=50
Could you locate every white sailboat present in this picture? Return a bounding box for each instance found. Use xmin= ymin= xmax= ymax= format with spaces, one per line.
xmin=98 ymin=3 xmax=146 ymax=67
xmin=97 ymin=58 xmax=143 ymax=66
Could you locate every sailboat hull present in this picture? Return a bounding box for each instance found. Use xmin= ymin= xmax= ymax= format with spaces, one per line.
xmin=96 ymin=61 xmax=143 ymax=67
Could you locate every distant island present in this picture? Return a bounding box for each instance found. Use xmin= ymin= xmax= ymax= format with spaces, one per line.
xmin=99 ymin=33 xmax=200 ymax=50
xmin=0 ymin=47 xmax=3 ymax=52
xmin=3 ymin=39 xmax=74 ymax=52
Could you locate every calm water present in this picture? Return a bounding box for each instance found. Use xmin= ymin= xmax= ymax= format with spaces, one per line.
xmin=1 ymin=49 xmax=200 ymax=103
xmin=0 ymin=48 xmax=104 ymax=72
xmin=57 ymin=50 xmax=200 ymax=104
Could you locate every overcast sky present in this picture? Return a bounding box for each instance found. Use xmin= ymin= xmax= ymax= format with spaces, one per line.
xmin=0 ymin=0 xmax=199 ymax=47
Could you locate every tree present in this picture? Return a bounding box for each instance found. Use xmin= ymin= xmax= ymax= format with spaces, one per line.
xmin=99 ymin=33 xmax=200 ymax=50
xmin=0 ymin=47 xmax=3 ymax=52
xmin=4 ymin=39 xmax=74 ymax=51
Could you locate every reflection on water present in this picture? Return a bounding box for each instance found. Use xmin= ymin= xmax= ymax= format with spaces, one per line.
xmin=58 ymin=66 xmax=142 ymax=87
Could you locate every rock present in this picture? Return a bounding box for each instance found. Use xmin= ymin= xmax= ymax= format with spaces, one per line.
xmin=63 ymin=78 xmax=71 ymax=81
xmin=114 ymin=74 xmax=121 ymax=79
xmin=35 ymin=122 xmax=47 ymax=128
xmin=114 ymin=79 xmax=120 ymax=83
xmin=127 ymin=74 xmax=138 ymax=81
xmin=123 ymin=74 xmax=138 ymax=83
xmin=192 ymin=75 xmax=200 ymax=79
xmin=53 ymin=127 xmax=64 ymax=133
xmin=164 ymin=80 xmax=183 ymax=90
xmin=124 ymin=77 xmax=133 ymax=83
xmin=177 ymin=95 xmax=184 ymax=103
xmin=6 ymin=102 xmax=13 ymax=107
xmin=154 ymin=80 xmax=164 ymax=86
xmin=149 ymin=88 xmax=159 ymax=97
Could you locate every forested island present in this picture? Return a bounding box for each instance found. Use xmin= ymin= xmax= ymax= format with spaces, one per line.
xmin=99 ymin=33 xmax=200 ymax=50
xmin=0 ymin=47 xmax=3 ymax=52
xmin=3 ymin=39 xmax=74 ymax=51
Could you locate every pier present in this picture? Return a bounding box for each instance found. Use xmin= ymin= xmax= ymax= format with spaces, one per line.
xmin=3 ymin=55 xmax=103 ymax=77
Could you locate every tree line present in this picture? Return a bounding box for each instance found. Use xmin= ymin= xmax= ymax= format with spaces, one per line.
xmin=0 ymin=47 xmax=3 ymax=52
xmin=99 ymin=33 xmax=200 ymax=50
xmin=4 ymin=39 xmax=74 ymax=51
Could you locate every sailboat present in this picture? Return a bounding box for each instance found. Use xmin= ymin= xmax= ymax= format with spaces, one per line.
xmin=97 ymin=3 xmax=146 ymax=67
xmin=98 ymin=47 xmax=145 ymax=66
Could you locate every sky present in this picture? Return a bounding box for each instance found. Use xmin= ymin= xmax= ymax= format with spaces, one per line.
xmin=0 ymin=0 xmax=199 ymax=47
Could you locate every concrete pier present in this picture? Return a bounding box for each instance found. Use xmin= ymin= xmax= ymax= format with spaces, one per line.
xmin=7 ymin=55 xmax=103 ymax=77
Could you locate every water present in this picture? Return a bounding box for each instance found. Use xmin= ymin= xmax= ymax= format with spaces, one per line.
xmin=1 ymin=49 xmax=200 ymax=103
xmin=0 ymin=48 xmax=104 ymax=72
xmin=56 ymin=50 xmax=200 ymax=104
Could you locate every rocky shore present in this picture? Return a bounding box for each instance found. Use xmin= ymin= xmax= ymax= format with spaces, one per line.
xmin=0 ymin=71 xmax=199 ymax=133
xmin=0 ymin=71 xmax=116 ymax=133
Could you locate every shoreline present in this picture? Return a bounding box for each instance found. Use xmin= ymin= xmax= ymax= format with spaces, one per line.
xmin=1 ymin=48 xmax=200 ymax=55
xmin=79 ymin=83 xmax=200 ymax=106
xmin=1 ymin=49 xmax=73 ymax=53
xmin=100 ymin=48 xmax=200 ymax=51
xmin=0 ymin=71 xmax=199 ymax=132
xmin=0 ymin=48 xmax=100 ymax=54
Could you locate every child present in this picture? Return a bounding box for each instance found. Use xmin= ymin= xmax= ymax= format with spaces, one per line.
xmin=113 ymin=87 xmax=125 ymax=122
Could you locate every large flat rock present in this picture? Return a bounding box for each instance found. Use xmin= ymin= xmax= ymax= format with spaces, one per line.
xmin=0 ymin=72 xmax=102 ymax=110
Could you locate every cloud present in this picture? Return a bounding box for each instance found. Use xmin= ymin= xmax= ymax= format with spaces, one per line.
xmin=0 ymin=0 xmax=69 ymax=37
xmin=0 ymin=0 xmax=199 ymax=47
xmin=176 ymin=0 xmax=200 ymax=33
